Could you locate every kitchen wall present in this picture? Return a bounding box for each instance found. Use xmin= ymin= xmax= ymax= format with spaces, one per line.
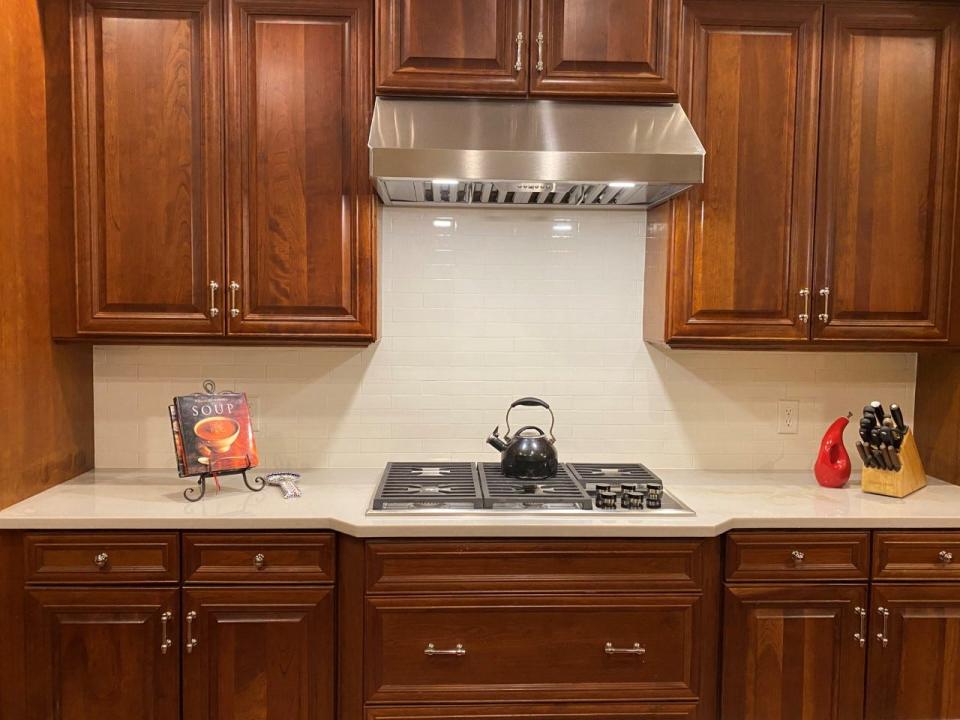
xmin=94 ymin=208 xmax=917 ymax=471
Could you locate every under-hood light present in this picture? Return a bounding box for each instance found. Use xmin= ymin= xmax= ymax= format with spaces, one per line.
xmin=431 ymin=178 xmax=460 ymax=186
xmin=608 ymin=182 xmax=637 ymax=188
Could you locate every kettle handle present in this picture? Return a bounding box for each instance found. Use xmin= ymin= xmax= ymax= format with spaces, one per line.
xmin=505 ymin=397 xmax=555 ymax=443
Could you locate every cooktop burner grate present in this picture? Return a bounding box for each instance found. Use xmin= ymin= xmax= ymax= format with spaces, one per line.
xmin=477 ymin=463 xmax=593 ymax=510
xmin=372 ymin=462 xmax=483 ymax=510
xmin=566 ymin=462 xmax=661 ymax=489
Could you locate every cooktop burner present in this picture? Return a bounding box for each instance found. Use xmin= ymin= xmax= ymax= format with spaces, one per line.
xmin=371 ymin=463 xmax=483 ymax=510
xmin=478 ymin=463 xmax=592 ymax=510
xmin=368 ymin=462 xmax=694 ymax=515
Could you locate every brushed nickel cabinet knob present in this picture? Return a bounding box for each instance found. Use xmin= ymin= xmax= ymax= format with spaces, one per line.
xmin=94 ymin=552 xmax=109 ymax=568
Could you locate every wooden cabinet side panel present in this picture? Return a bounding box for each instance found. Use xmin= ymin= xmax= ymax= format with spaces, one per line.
xmin=666 ymin=1 xmax=821 ymax=344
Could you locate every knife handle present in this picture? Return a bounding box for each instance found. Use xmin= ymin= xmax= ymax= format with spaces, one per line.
xmin=890 ymin=404 xmax=907 ymax=432
xmin=855 ymin=442 xmax=872 ymax=468
xmin=870 ymin=401 xmax=886 ymax=424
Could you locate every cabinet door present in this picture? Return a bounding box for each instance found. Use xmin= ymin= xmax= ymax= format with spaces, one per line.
xmin=529 ymin=0 xmax=678 ymax=98
xmin=225 ymin=0 xmax=376 ymax=341
xmin=662 ymin=2 xmax=821 ymax=346
xmin=866 ymin=585 xmax=960 ymax=720
xmin=813 ymin=4 xmax=960 ymax=343
xmin=376 ymin=0 xmax=529 ymax=96
xmin=182 ymin=587 xmax=334 ymax=720
xmin=721 ymin=585 xmax=867 ymax=720
xmin=71 ymin=0 xmax=224 ymax=336
xmin=26 ymin=588 xmax=179 ymax=720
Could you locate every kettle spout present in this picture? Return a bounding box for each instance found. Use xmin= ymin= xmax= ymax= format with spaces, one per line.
xmin=486 ymin=427 xmax=508 ymax=452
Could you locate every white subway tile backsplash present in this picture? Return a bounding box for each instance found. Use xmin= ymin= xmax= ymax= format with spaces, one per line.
xmin=94 ymin=208 xmax=917 ymax=471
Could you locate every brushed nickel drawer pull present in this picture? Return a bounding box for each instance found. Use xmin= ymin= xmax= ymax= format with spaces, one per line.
xmin=791 ymin=550 xmax=805 ymax=562
xmin=160 ymin=611 xmax=173 ymax=655
xmin=424 ymin=643 xmax=465 ymax=656
xmin=186 ymin=610 xmax=198 ymax=654
xmin=876 ymin=607 xmax=890 ymax=648
xmin=229 ymin=281 xmax=240 ymax=318
xmin=940 ymin=550 xmax=954 ymax=564
xmin=818 ymin=287 xmax=831 ymax=323
xmin=854 ymin=606 xmax=867 ymax=648
xmin=799 ymin=288 xmax=810 ymax=324
xmin=209 ymin=280 xmax=220 ymax=318
xmin=604 ymin=642 xmax=645 ymax=656
xmin=254 ymin=553 xmax=266 ymax=569
xmin=94 ymin=552 xmax=109 ymax=569
xmin=514 ymin=32 xmax=524 ymax=72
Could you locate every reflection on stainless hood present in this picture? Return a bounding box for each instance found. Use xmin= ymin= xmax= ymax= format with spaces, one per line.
xmin=368 ymin=97 xmax=704 ymax=210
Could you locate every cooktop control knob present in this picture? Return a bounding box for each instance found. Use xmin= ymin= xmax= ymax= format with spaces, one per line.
xmin=594 ymin=483 xmax=612 ymax=494
xmin=621 ymin=490 xmax=644 ymax=509
xmin=595 ymin=489 xmax=618 ymax=509
xmin=619 ymin=482 xmax=639 ymax=493
xmin=645 ymin=484 xmax=663 ymax=509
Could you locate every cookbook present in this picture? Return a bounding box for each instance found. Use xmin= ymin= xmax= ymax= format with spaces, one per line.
xmin=169 ymin=391 xmax=259 ymax=477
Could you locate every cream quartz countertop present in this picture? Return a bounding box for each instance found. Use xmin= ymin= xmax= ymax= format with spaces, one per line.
xmin=1 ymin=468 xmax=959 ymax=536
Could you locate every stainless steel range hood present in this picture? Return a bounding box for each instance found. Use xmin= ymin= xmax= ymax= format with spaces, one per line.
xmin=368 ymin=97 xmax=704 ymax=210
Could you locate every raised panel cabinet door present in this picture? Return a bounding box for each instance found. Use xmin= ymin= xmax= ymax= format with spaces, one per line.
xmin=182 ymin=587 xmax=334 ymax=720
xmin=813 ymin=4 xmax=960 ymax=343
xmin=529 ymin=0 xmax=679 ymax=98
xmin=225 ymin=0 xmax=376 ymax=341
xmin=866 ymin=585 xmax=960 ymax=720
xmin=376 ymin=0 xmax=529 ymax=95
xmin=721 ymin=585 xmax=868 ymax=720
xmin=70 ymin=0 xmax=224 ymax=336
xmin=25 ymin=588 xmax=180 ymax=720
xmin=664 ymin=2 xmax=822 ymax=345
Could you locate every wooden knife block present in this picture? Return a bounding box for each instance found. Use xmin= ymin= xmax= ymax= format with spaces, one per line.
xmin=861 ymin=430 xmax=927 ymax=498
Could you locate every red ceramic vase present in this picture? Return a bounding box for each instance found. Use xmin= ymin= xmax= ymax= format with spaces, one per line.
xmin=814 ymin=415 xmax=852 ymax=488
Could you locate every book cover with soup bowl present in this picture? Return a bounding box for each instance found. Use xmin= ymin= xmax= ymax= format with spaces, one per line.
xmin=174 ymin=391 xmax=259 ymax=476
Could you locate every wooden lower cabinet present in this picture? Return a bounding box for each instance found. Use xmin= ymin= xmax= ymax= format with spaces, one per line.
xmin=182 ymin=587 xmax=335 ymax=720
xmin=865 ymin=585 xmax=960 ymax=720
xmin=721 ymin=584 xmax=868 ymax=720
xmin=25 ymin=587 xmax=180 ymax=720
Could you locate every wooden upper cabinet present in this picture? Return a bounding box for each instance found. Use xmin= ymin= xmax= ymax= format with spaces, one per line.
xmin=722 ymin=584 xmax=867 ymax=720
xmin=26 ymin=588 xmax=180 ymax=720
xmin=656 ymin=1 xmax=822 ymax=345
xmin=183 ymin=587 xmax=335 ymax=720
xmin=376 ymin=0 xmax=529 ymax=95
xmin=814 ymin=4 xmax=960 ymax=343
xmin=865 ymin=585 xmax=960 ymax=720
xmin=225 ymin=0 xmax=376 ymax=341
xmin=69 ymin=0 xmax=224 ymax=337
xmin=528 ymin=0 xmax=679 ymax=98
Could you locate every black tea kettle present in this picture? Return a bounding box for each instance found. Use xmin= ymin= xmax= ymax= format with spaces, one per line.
xmin=486 ymin=397 xmax=558 ymax=480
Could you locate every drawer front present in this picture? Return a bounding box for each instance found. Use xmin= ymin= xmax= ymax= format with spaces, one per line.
xmin=873 ymin=531 xmax=960 ymax=580
xmin=25 ymin=532 xmax=179 ymax=583
xmin=183 ymin=532 xmax=335 ymax=583
xmin=725 ymin=532 xmax=870 ymax=581
xmin=365 ymin=594 xmax=700 ymax=703
xmin=366 ymin=703 xmax=699 ymax=720
xmin=366 ymin=540 xmax=709 ymax=593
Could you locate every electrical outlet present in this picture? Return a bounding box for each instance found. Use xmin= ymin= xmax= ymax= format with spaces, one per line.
xmin=778 ymin=400 xmax=799 ymax=434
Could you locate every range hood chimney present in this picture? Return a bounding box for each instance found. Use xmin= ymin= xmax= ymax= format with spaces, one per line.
xmin=368 ymin=97 xmax=704 ymax=210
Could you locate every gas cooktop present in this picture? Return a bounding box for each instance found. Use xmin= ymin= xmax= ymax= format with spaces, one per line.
xmin=367 ymin=462 xmax=694 ymax=515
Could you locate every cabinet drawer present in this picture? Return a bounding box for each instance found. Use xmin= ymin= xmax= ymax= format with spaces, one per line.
xmin=366 ymin=539 xmax=709 ymax=593
xmin=183 ymin=532 xmax=335 ymax=583
xmin=366 ymin=703 xmax=698 ymax=720
xmin=873 ymin=532 xmax=960 ymax=580
xmin=725 ymin=532 xmax=870 ymax=581
xmin=365 ymin=594 xmax=700 ymax=703
xmin=24 ymin=533 xmax=179 ymax=583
